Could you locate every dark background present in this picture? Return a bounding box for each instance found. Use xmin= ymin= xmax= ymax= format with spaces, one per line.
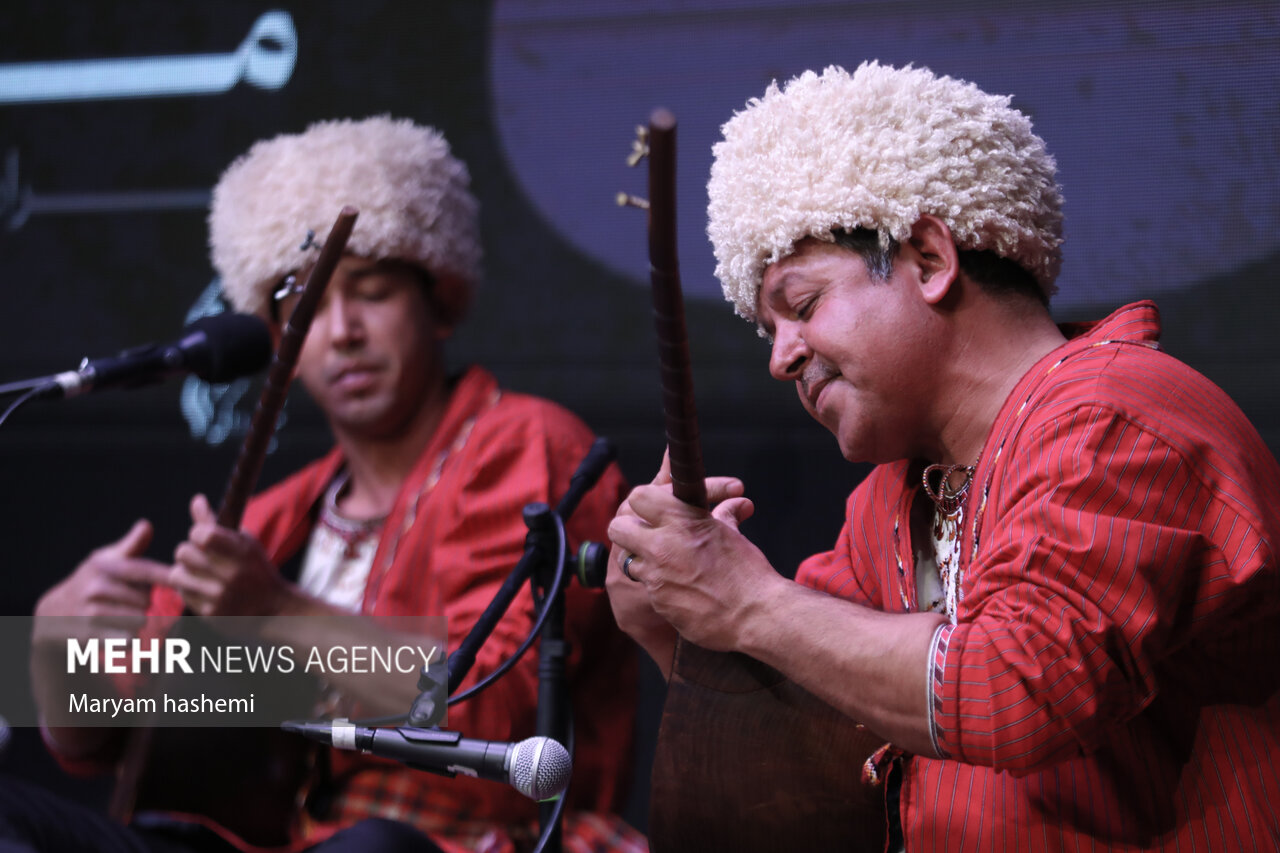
xmin=1 ymin=0 xmax=1276 ymax=834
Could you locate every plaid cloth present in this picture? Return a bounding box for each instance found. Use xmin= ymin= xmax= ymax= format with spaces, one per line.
xmin=310 ymin=763 xmax=648 ymax=852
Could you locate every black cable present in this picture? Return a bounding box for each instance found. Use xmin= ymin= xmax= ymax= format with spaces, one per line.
xmin=448 ymin=511 xmax=567 ymax=706
xmin=348 ymin=511 xmax=569 ymax=726
xmin=530 ymin=704 xmax=574 ymax=853
xmin=0 ymin=382 xmax=53 ymax=427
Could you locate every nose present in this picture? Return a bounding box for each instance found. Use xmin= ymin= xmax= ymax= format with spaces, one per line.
xmin=768 ymin=321 xmax=810 ymax=382
xmin=319 ymin=292 xmax=364 ymax=347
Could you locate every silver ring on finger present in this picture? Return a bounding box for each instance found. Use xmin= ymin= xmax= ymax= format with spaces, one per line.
xmin=621 ymin=552 xmax=639 ymax=582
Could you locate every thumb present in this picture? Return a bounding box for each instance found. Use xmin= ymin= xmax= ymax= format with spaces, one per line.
xmin=711 ymin=497 xmax=755 ymax=531
xmin=651 ymin=448 xmax=673 ymax=486
xmin=189 ymin=493 xmax=217 ymax=526
xmin=108 ymin=519 xmax=154 ymax=558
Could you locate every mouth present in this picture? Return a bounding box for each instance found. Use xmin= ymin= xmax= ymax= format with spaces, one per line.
xmin=328 ymin=362 xmax=381 ymax=392
xmin=803 ymin=378 xmax=829 ymax=412
xmin=800 ymin=363 xmax=840 ymax=412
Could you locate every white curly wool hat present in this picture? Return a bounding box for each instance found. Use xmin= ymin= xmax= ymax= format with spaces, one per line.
xmin=707 ymin=62 xmax=1064 ymax=322
xmin=209 ymin=115 xmax=481 ymax=321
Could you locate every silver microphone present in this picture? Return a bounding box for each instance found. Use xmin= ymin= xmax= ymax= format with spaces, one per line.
xmin=283 ymin=720 xmax=572 ymax=801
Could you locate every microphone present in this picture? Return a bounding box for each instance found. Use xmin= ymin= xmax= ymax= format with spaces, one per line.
xmin=283 ymin=720 xmax=572 ymax=801
xmin=3 ymin=314 xmax=271 ymax=401
xmin=555 ymin=436 xmax=617 ymax=519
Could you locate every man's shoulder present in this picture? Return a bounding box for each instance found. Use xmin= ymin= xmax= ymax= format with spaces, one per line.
xmin=1032 ymin=328 xmax=1231 ymax=427
xmin=1006 ymin=322 xmax=1273 ymax=486
xmin=468 ymin=376 xmax=595 ymax=444
xmin=244 ymin=450 xmax=341 ymax=527
xmin=1045 ymin=300 xmax=1210 ymax=400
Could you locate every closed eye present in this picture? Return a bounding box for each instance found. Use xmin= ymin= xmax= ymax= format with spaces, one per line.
xmin=353 ymin=280 xmax=396 ymax=302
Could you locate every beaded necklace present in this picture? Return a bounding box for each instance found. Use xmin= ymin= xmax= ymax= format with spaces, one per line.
xmin=920 ymin=461 xmax=977 ymax=620
xmin=316 ymin=469 xmax=388 ymax=559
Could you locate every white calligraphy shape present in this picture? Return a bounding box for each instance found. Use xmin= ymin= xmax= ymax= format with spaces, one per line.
xmin=1 ymin=148 xmax=211 ymax=230
xmin=0 ymin=10 xmax=297 ymax=105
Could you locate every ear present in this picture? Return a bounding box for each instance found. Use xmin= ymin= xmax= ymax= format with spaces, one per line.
xmin=427 ymin=273 xmax=467 ymax=341
xmin=424 ymin=304 xmax=456 ymax=343
xmin=904 ymin=214 xmax=960 ymax=305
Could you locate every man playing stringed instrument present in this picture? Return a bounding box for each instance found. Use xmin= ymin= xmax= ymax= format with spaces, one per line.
xmin=607 ymin=63 xmax=1280 ymax=850
xmin=21 ymin=117 xmax=644 ymax=853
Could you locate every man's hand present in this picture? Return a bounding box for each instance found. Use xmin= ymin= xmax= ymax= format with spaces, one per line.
xmin=169 ymin=494 xmax=292 ymax=620
xmin=606 ymin=459 xmax=681 ymax=676
xmin=607 ymin=451 xmax=777 ymax=673
xmin=33 ymin=519 xmax=170 ymax=646
xmin=31 ymin=520 xmax=169 ymax=749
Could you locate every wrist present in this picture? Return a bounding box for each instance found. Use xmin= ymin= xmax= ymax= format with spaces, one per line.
xmin=256 ymin=582 xmax=313 ymax=641
xmin=734 ymin=572 xmax=794 ymax=665
xmin=636 ymin=623 xmax=679 ymax=681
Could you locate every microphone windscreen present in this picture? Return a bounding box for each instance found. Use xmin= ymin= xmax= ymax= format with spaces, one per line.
xmin=183 ymin=314 xmax=272 ymax=383
xmin=509 ymin=737 xmax=572 ymax=801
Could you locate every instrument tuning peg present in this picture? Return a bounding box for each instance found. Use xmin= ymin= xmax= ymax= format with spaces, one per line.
xmin=615 ymin=192 xmax=649 ymax=210
xmin=626 ymin=125 xmax=650 ymax=167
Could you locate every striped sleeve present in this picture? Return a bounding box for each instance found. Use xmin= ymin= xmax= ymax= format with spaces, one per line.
xmin=931 ymin=403 xmax=1271 ymax=770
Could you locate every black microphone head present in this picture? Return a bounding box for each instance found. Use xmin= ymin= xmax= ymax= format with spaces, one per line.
xmin=180 ymin=314 xmax=272 ymax=383
xmin=509 ymin=736 xmax=572 ymax=801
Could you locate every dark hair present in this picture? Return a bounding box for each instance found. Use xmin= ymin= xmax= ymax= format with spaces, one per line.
xmin=831 ymin=228 xmax=896 ymax=281
xmin=831 ymin=227 xmax=1047 ymax=306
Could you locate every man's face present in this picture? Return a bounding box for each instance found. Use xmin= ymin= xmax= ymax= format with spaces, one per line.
xmin=284 ymin=255 xmax=449 ymax=441
xmin=756 ymin=238 xmax=936 ymax=464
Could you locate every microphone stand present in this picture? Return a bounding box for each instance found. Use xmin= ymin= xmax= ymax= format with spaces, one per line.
xmin=435 ymin=502 xmax=561 ymax=708
xmin=404 ymin=438 xmax=617 ymax=853
xmin=441 ymin=437 xmax=615 ymax=698
xmin=532 ymin=507 xmax=570 ymax=853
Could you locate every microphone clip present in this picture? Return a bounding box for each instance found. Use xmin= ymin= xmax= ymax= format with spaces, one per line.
xmin=407 ymin=664 xmax=447 ymax=727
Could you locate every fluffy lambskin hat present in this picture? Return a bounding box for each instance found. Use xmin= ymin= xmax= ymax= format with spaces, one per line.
xmin=209 ymin=115 xmax=481 ymax=322
xmin=707 ymin=62 xmax=1064 ymax=322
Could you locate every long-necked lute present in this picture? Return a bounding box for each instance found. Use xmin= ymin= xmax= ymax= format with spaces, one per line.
xmin=109 ymin=207 xmax=359 ymax=848
xmin=631 ymin=112 xmax=888 ymax=853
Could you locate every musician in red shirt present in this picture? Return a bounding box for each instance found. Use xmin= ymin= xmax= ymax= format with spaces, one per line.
xmin=607 ymin=62 xmax=1280 ymax=850
xmin=23 ymin=117 xmax=644 ymax=853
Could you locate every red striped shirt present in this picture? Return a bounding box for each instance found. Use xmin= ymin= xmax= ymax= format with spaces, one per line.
xmin=798 ymin=302 xmax=1280 ymax=851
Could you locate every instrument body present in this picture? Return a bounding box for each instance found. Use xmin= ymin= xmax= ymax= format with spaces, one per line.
xmin=650 ymin=644 xmax=888 ymax=852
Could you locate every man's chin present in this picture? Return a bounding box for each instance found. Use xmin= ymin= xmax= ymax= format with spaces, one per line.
xmin=832 ymin=429 xmax=873 ymax=465
xmin=836 ymin=442 xmax=863 ymax=464
xmin=327 ymin=399 xmax=392 ymax=434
